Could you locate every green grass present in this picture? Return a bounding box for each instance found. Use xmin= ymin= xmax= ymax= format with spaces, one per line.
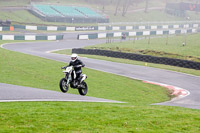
xmin=0 ymin=0 xmax=29 ymax=7
xmin=108 ymin=10 xmax=184 ymax=22
xmin=0 ymin=40 xmax=200 ymax=132
xmin=0 ymin=102 xmax=200 ymax=133
xmin=0 ymin=10 xmax=43 ymax=24
xmin=86 ymin=34 xmax=200 ymax=59
xmin=87 ymin=33 xmax=200 ymax=63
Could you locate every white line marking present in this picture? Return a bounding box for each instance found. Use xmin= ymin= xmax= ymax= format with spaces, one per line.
xmin=46 ymin=48 xmax=71 ymax=53
xmin=0 ymin=99 xmax=125 ymax=103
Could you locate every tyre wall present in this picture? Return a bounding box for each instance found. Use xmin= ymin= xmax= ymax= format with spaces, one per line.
xmin=72 ymin=48 xmax=200 ymax=70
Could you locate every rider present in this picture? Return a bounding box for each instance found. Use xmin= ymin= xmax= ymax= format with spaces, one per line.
xmin=68 ymin=53 xmax=85 ymax=83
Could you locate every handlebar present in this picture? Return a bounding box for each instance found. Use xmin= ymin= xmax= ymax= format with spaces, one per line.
xmin=61 ymin=65 xmax=83 ymax=69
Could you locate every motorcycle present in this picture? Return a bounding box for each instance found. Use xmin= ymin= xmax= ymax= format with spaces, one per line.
xmin=59 ymin=66 xmax=88 ymax=96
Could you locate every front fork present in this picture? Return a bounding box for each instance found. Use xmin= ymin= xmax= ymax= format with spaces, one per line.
xmin=65 ymin=73 xmax=71 ymax=85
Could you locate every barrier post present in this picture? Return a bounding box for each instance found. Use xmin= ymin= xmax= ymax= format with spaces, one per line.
xmin=166 ymin=35 xmax=168 ymax=45
xmin=133 ymin=37 xmax=135 ymax=44
xmin=10 ymin=26 xmax=14 ymax=31
xmin=148 ymin=36 xmax=150 ymax=44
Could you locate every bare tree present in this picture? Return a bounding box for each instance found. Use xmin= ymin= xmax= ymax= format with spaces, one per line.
xmin=114 ymin=0 xmax=121 ymax=16
xmin=114 ymin=0 xmax=144 ymax=16
xmin=122 ymin=0 xmax=131 ymax=16
xmin=195 ymin=0 xmax=200 ymax=14
xmin=145 ymin=0 xmax=149 ymax=13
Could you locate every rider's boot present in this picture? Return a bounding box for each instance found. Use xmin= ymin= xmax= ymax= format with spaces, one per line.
xmin=77 ymin=77 xmax=83 ymax=88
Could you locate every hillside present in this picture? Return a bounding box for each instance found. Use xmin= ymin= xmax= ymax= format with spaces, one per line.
xmin=1 ymin=0 xmax=200 ymax=24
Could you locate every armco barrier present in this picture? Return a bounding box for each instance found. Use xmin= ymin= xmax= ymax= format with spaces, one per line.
xmin=0 ymin=26 xmax=13 ymax=31
xmin=8 ymin=22 xmax=200 ymax=31
xmin=77 ymin=28 xmax=198 ymax=40
xmin=13 ymin=25 xmax=96 ymax=31
xmin=72 ymin=48 xmax=200 ymax=70
xmin=0 ymin=34 xmax=64 ymax=40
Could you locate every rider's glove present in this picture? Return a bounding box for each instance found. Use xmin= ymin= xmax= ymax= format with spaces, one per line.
xmin=61 ymin=66 xmax=66 ymax=69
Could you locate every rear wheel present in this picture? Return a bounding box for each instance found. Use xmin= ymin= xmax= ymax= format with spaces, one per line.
xmin=78 ymin=81 xmax=88 ymax=96
xmin=59 ymin=78 xmax=69 ymax=93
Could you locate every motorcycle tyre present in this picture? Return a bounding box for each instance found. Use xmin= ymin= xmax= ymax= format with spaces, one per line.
xmin=78 ymin=81 xmax=88 ymax=96
xmin=59 ymin=78 xmax=69 ymax=93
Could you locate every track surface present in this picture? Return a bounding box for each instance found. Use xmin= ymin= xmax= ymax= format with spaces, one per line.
xmin=1 ymin=32 xmax=200 ymax=109
xmin=0 ymin=83 xmax=123 ymax=103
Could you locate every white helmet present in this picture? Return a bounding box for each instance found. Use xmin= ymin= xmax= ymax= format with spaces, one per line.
xmin=71 ymin=53 xmax=78 ymax=62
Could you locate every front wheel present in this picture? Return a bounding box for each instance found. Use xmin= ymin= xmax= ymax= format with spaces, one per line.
xmin=59 ymin=78 xmax=69 ymax=93
xmin=78 ymin=81 xmax=88 ymax=96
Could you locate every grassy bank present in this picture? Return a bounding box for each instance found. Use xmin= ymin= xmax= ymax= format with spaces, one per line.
xmin=0 ymin=102 xmax=200 ymax=132
xmin=86 ymin=34 xmax=200 ymax=60
xmin=1 ymin=9 xmax=199 ymax=26
xmin=0 ymin=40 xmax=200 ymax=132
xmin=1 ymin=0 xmax=200 ymax=25
xmin=0 ymin=10 xmax=97 ymax=26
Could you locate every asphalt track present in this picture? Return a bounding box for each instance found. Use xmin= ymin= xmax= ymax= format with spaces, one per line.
xmin=0 ymin=83 xmax=123 ymax=103
xmin=1 ymin=32 xmax=200 ymax=109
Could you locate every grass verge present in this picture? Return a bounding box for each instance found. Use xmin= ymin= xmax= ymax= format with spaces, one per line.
xmin=86 ymin=34 xmax=200 ymax=61
xmin=0 ymin=40 xmax=200 ymax=132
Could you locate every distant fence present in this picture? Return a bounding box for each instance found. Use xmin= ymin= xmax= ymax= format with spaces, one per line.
xmin=0 ymin=34 xmax=64 ymax=40
xmin=72 ymin=48 xmax=200 ymax=70
xmin=0 ymin=22 xmax=200 ymax=32
xmin=0 ymin=26 xmax=14 ymax=31
xmin=13 ymin=25 xmax=97 ymax=31
xmin=77 ymin=28 xmax=198 ymax=40
xmin=11 ymin=22 xmax=200 ymax=31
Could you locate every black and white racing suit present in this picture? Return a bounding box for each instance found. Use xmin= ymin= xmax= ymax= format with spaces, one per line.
xmin=68 ymin=59 xmax=85 ymax=82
